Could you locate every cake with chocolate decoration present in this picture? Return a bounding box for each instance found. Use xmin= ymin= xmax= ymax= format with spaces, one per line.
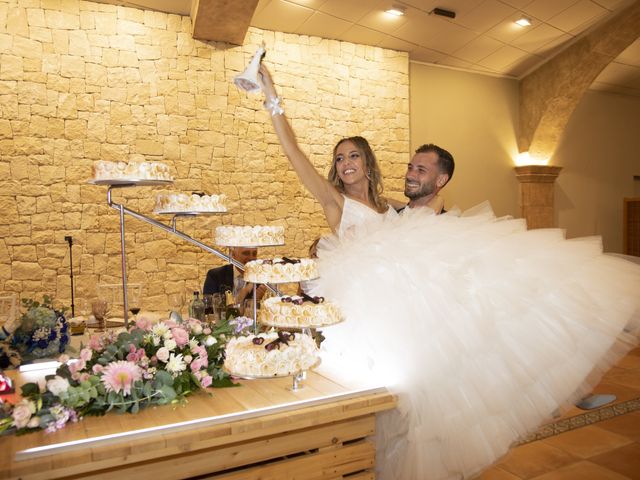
xmin=259 ymin=294 xmax=343 ymax=327
xmin=224 ymin=331 xmax=318 ymax=377
xmin=243 ymin=257 xmax=318 ymax=283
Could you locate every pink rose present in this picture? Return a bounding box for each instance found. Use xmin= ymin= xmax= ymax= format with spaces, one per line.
xmin=69 ymin=359 xmax=85 ymax=375
xmin=190 ymin=358 xmax=203 ymax=372
xmin=80 ymin=348 xmax=92 ymax=362
xmin=79 ymin=373 xmax=90 ymax=382
xmin=200 ymin=375 xmax=212 ymax=388
xmin=89 ymin=335 xmax=103 ymax=352
xmin=135 ymin=316 xmax=152 ymax=331
xmin=92 ymin=364 xmax=104 ymax=374
xmin=171 ymin=327 xmax=189 ymax=347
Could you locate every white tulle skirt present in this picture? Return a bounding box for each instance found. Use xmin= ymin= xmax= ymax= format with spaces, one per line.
xmin=307 ymin=203 xmax=640 ymax=480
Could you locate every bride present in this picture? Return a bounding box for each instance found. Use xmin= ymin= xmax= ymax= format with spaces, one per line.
xmin=258 ymin=65 xmax=640 ymax=479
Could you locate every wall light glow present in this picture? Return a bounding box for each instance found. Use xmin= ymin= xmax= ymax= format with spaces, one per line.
xmin=515 ymin=152 xmax=549 ymax=166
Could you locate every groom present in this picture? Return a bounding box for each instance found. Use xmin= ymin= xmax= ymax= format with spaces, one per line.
xmin=402 ymin=143 xmax=455 ymax=212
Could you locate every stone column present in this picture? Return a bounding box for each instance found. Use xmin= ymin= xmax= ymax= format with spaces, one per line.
xmin=514 ymin=165 xmax=562 ymax=229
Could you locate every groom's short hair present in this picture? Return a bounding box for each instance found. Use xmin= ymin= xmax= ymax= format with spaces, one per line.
xmin=415 ymin=144 xmax=455 ymax=185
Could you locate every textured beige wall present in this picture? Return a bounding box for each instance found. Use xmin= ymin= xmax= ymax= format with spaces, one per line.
xmin=410 ymin=62 xmax=639 ymax=253
xmin=0 ymin=0 xmax=409 ymax=310
xmin=554 ymin=90 xmax=640 ymax=253
xmin=409 ymin=62 xmax=520 ymax=217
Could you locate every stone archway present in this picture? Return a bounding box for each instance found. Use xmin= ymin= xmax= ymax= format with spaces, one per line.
xmin=518 ymin=0 xmax=640 ymax=162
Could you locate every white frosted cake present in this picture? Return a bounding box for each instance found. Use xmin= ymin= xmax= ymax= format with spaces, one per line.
xmin=259 ymin=295 xmax=343 ymax=327
xmin=215 ymin=225 xmax=284 ymax=247
xmin=244 ymin=258 xmax=318 ymax=284
xmin=155 ymin=193 xmax=227 ymax=213
xmin=93 ymin=161 xmax=172 ymax=182
xmin=224 ymin=331 xmax=319 ymax=377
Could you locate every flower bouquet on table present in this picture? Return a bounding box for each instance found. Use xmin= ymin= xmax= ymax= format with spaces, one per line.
xmin=0 ymin=315 xmax=237 ymax=436
xmin=0 ymin=296 xmax=69 ymax=369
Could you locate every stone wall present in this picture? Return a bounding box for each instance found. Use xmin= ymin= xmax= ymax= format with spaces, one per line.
xmin=0 ymin=0 xmax=410 ymax=312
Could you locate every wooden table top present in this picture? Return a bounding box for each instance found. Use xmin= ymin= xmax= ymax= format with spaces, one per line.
xmin=0 ymin=365 xmax=396 ymax=480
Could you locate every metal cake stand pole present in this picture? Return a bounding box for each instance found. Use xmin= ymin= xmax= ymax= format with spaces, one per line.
xmin=107 ymin=186 xmax=129 ymax=328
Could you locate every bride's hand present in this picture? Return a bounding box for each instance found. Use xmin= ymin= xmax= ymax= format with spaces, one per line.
xmin=258 ymin=64 xmax=278 ymax=100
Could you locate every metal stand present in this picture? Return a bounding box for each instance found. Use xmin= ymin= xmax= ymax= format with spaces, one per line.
xmin=103 ymin=185 xmax=278 ymax=328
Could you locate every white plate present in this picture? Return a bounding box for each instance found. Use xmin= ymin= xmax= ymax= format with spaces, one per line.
xmin=88 ymin=179 xmax=174 ymax=186
xmin=155 ymin=210 xmax=227 ymax=216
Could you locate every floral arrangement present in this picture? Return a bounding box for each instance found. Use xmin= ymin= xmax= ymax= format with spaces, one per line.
xmin=0 ymin=315 xmax=243 ymax=435
xmin=0 ymin=296 xmax=69 ymax=369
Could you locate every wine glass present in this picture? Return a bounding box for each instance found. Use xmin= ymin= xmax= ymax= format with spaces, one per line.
xmin=128 ymin=286 xmax=142 ymax=319
xmin=168 ymin=292 xmax=184 ymax=317
xmin=91 ymin=299 xmax=109 ymax=332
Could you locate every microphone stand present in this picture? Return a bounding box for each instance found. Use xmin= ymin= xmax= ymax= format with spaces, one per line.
xmin=64 ymin=236 xmax=75 ymax=318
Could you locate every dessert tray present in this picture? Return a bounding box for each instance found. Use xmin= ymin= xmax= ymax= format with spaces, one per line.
xmin=224 ymin=358 xmax=321 ymax=380
xmin=89 ymin=179 xmax=174 ymax=186
xmin=155 ymin=210 xmax=226 ymax=216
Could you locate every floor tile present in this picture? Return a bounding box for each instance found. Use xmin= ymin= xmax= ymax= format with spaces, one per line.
xmin=530 ymin=460 xmax=630 ymax=480
xmin=475 ymin=466 xmax=523 ymax=479
xmin=614 ymin=354 xmax=640 ymax=370
xmin=496 ymin=442 xmax=578 ymax=479
xmin=589 ymin=442 xmax=640 ymax=480
xmin=587 ymin=381 xmax=640 ymax=404
xmin=603 ymin=368 xmax=640 ymax=390
xmin=596 ymin=410 xmax=640 ymax=441
xmin=542 ymin=425 xmax=633 ymax=458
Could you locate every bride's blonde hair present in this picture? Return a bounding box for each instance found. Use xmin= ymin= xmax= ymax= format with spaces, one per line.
xmin=328 ymin=136 xmax=387 ymax=212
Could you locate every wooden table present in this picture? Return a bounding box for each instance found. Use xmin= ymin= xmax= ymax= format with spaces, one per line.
xmin=0 ymin=367 xmax=396 ymax=479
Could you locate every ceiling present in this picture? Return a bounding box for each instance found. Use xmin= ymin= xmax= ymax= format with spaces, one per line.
xmin=99 ymin=0 xmax=640 ymax=96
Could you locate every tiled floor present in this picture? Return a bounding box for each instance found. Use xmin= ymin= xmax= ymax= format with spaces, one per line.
xmin=476 ymin=346 xmax=640 ymax=480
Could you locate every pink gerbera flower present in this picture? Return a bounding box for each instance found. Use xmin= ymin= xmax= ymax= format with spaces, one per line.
xmin=100 ymin=361 xmax=142 ymax=396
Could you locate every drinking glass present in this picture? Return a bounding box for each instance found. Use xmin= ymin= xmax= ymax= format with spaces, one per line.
xmin=168 ymin=292 xmax=184 ymax=317
xmin=91 ymin=299 xmax=109 ymax=332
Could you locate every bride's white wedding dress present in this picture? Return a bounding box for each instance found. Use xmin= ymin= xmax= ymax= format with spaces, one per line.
xmin=309 ymin=198 xmax=640 ymax=480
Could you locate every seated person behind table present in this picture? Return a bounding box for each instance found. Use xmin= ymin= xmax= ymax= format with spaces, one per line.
xmin=203 ymin=247 xmax=266 ymax=304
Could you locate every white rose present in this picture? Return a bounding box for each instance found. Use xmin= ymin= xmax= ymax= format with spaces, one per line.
xmin=12 ymin=400 xmax=36 ymax=429
xmin=205 ymin=335 xmax=217 ymax=346
xmin=46 ymin=376 xmax=70 ymax=396
xmin=27 ymin=416 xmax=41 ymax=429
xmin=156 ymin=347 xmax=170 ymax=363
xmin=164 ymin=339 xmax=177 ymax=351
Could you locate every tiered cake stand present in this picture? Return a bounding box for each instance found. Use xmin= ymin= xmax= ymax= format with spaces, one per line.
xmin=89 ymin=178 xmax=274 ymax=327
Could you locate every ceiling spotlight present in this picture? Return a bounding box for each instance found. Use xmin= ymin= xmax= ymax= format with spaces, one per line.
xmin=385 ymin=5 xmax=406 ymax=16
xmin=515 ymin=17 xmax=532 ymax=27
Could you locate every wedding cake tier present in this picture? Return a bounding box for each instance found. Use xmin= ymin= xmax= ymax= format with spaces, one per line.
xmin=155 ymin=193 xmax=227 ymax=213
xmin=244 ymin=258 xmax=318 ymax=284
xmin=224 ymin=331 xmax=319 ymax=377
xmin=259 ymin=295 xmax=343 ymax=328
xmin=215 ymin=226 xmax=284 ymax=247
xmin=92 ymin=161 xmax=173 ymax=182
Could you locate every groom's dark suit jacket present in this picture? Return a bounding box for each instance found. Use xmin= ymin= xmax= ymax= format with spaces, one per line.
xmin=203 ymin=264 xmax=234 ymax=296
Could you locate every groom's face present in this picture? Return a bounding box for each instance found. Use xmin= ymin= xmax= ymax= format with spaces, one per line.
xmin=404 ymin=151 xmax=443 ymax=200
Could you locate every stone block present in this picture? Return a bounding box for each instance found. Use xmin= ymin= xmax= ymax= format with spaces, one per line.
xmin=65 ymin=118 xmax=86 ymax=139
xmin=12 ymin=261 xmax=43 ymax=280
xmin=59 ymin=56 xmax=84 ymax=80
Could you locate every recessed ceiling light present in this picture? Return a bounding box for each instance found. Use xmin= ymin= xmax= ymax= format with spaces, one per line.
xmin=515 ymin=17 xmax=532 ymax=27
xmin=385 ymin=5 xmax=406 ymax=16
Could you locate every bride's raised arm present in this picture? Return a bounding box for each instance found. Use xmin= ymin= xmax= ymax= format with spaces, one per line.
xmin=258 ymin=65 xmax=344 ymax=231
